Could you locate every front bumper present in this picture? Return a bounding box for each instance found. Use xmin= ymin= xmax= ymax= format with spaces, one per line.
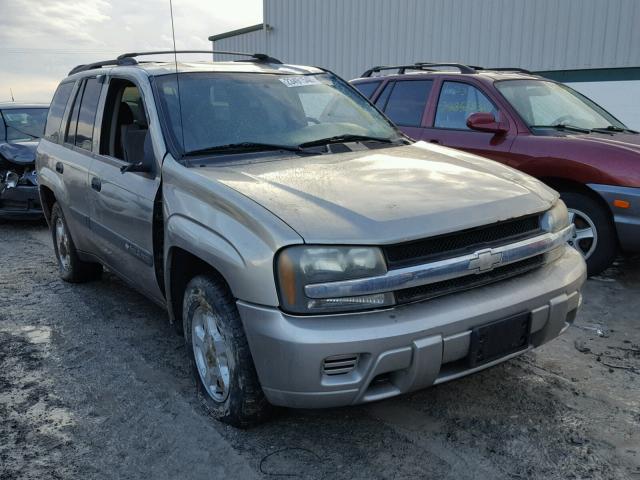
xmin=238 ymin=247 xmax=586 ymax=408
xmin=0 ymin=184 xmax=42 ymax=220
xmin=589 ymin=184 xmax=640 ymax=253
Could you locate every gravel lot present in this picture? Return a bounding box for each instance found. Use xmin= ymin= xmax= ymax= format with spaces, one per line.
xmin=1 ymin=221 xmax=638 ymax=480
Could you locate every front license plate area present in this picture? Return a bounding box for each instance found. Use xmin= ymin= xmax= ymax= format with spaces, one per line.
xmin=468 ymin=312 xmax=531 ymax=368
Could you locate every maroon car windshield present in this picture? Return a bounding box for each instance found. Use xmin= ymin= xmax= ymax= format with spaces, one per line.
xmin=495 ymin=80 xmax=626 ymax=131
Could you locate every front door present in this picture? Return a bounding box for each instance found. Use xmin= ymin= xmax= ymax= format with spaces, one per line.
xmin=88 ymin=76 xmax=162 ymax=301
xmin=421 ymin=80 xmax=516 ymax=164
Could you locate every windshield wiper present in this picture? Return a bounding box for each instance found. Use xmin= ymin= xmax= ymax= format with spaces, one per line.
xmin=591 ymin=125 xmax=639 ymax=134
xmin=298 ymin=134 xmax=396 ymax=148
xmin=183 ymin=142 xmax=305 ymax=156
xmin=529 ymin=124 xmax=591 ymax=134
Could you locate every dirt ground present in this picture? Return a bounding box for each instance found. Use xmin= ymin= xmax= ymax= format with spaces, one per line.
xmin=1 ymin=221 xmax=638 ymax=480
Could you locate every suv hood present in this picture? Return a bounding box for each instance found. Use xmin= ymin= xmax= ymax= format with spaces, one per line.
xmin=199 ymin=142 xmax=557 ymax=244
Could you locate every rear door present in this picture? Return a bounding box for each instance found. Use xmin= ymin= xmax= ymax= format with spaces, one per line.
xmin=421 ymin=79 xmax=516 ymax=162
xmin=56 ymin=77 xmax=102 ymax=252
xmin=373 ymin=79 xmax=433 ymax=140
xmin=88 ymin=75 xmax=162 ymax=301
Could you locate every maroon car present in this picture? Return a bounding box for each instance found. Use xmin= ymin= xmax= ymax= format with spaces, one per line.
xmin=351 ymin=63 xmax=640 ymax=275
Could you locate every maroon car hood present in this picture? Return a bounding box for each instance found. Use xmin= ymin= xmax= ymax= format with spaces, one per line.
xmin=577 ymin=132 xmax=640 ymax=155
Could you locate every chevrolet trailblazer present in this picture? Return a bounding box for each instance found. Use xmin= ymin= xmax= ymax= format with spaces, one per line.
xmin=36 ymin=51 xmax=586 ymax=426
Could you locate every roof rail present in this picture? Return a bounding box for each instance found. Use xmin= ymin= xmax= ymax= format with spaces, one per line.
xmin=473 ymin=66 xmax=533 ymax=74
xmin=360 ymin=62 xmax=477 ymax=78
xmin=413 ymin=62 xmax=477 ymax=74
xmin=117 ymin=50 xmax=282 ymax=64
xmin=68 ymin=50 xmax=282 ymax=76
xmin=360 ymin=64 xmax=433 ymax=77
xmin=68 ymin=59 xmax=121 ymax=76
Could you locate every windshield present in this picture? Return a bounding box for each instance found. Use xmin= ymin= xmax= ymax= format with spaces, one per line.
xmin=495 ymin=80 xmax=625 ymax=131
xmin=155 ymin=72 xmax=401 ymax=155
xmin=0 ymin=108 xmax=48 ymax=142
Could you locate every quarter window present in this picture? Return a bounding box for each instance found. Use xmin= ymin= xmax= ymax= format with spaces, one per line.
xmin=381 ymin=80 xmax=433 ymax=127
xmin=45 ymin=82 xmax=74 ymax=143
xmin=434 ymin=81 xmax=497 ymax=130
xmin=75 ymin=78 xmax=102 ymax=151
xmin=64 ymin=82 xmax=83 ymax=145
xmin=353 ymin=81 xmax=380 ymax=99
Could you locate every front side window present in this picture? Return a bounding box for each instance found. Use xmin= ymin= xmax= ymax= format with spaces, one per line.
xmin=495 ymin=79 xmax=625 ymax=131
xmin=0 ymin=108 xmax=48 ymax=142
xmin=45 ymin=82 xmax=74 ymax=142
xmin=434 ymin=81 xmax=497 ymax=130
xmin=155 ymin=72 xmax=401 ymax=156
xmin=100 ymin=79 xmax=149 ymax=163
xmin=382 ymin=80 xmax=433 ymax=127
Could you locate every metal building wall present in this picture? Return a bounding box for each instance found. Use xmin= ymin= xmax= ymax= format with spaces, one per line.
xmin=212 ymin=0 xmax=640 ymax=80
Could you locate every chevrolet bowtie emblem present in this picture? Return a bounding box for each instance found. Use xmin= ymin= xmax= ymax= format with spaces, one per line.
xmin=468 ymin=249 xmax=503 ymax=272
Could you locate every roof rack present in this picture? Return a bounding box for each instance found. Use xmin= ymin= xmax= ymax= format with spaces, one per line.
xmin=68 ymin=50 xmax=282 ymax=76
xmin=360 ymin=62 xmax=477 ymax=77
xmin=473 ymin=66 xmax=533 ymax=74
xmin=413 ymin=62 xmax=477 ymax=73
xmin=360 ymin=62 xmax=535 ymax=78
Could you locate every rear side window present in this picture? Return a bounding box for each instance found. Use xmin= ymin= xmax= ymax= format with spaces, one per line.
xmin=353 ymin=81 xmax=380 ymax=99
xmin=65 ymin=82 xmax=83 ymax=146
xmin=45 ymin=82 xmax=74 ymax=143
xmin=75 ymin=78 xmax=102 ymax=151
xmin=381 ymin=80 xmax=433 ymax=127
xmin=434 ymin=81 xmax=497 ymax=130
xmin=374 ymin=82 xmax=393 ymax=110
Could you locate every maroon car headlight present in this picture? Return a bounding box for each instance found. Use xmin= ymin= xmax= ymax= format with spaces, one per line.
xmin=276 ymin=246 xmax=394 ymax=314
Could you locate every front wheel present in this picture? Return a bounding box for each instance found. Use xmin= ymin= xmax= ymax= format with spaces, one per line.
xmin=182 ymin=274 xmax=271 ymax=427
xmin=560 ymin=191 xmax=617 ymax=276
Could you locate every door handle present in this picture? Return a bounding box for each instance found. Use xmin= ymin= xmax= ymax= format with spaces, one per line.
xmin=91 ymin=177 xmax=102 ymax=192
xmin=55 ymin=162 xmax=64 ymax=174
xmin=428 ymin=139 xmax=441 ymax=144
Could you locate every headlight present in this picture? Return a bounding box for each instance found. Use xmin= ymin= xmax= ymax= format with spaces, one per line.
xmin=276 ymin=246 xmax=394 ymax=314
xmin=541 ymin=200 xmax=572 ymax=264
xmin=541 ymin=200 xmax=570 ymax=233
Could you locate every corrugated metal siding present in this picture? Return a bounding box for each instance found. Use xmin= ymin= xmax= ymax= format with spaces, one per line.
xmin=212 ymin=0 xmax=640 ymax=80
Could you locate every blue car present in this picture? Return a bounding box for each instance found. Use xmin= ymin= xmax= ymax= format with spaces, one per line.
xmin=0 ymin=103 xmax=49 ymax=219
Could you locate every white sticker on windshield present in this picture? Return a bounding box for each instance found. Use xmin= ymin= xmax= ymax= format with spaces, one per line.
xmin=279 ymin=76 xmax=321 ymax=88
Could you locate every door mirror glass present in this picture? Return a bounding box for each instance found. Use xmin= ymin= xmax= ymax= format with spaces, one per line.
xmin=466 ymin=112 xmax=508 ymax=133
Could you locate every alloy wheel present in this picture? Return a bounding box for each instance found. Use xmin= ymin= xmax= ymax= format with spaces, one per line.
xmin=191 ymin=306 xmax=231 ymax=403
xmin=55 ymin=217 xmax=71 ymax=271
xmin=567 ymin=208 xmax=598 ymax=259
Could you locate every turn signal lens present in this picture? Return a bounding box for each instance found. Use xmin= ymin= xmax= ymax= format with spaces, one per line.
xmin=613 ymin=199 xmax=630 ymax=209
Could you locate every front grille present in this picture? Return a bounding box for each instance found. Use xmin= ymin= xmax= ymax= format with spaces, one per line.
xmin=384 ymin=215 xmax=541 ymax=268
xmin=322 ymin=354 xmax=359 ymax=376
xmin=395 ymin=254 xmax=544 ymax=305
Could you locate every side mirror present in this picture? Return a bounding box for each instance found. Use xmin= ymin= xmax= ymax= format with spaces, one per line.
xmin=466 ymin=112 xmax=509 ymax=134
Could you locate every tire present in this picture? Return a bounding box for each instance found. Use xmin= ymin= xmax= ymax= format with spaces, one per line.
xmin=560 ymin=191 xmax=617 ymax=276
xmin=182 ymin=274 xmax=271 ymax=427
xmin=50 ymin=203 xmax=103 ymax=282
